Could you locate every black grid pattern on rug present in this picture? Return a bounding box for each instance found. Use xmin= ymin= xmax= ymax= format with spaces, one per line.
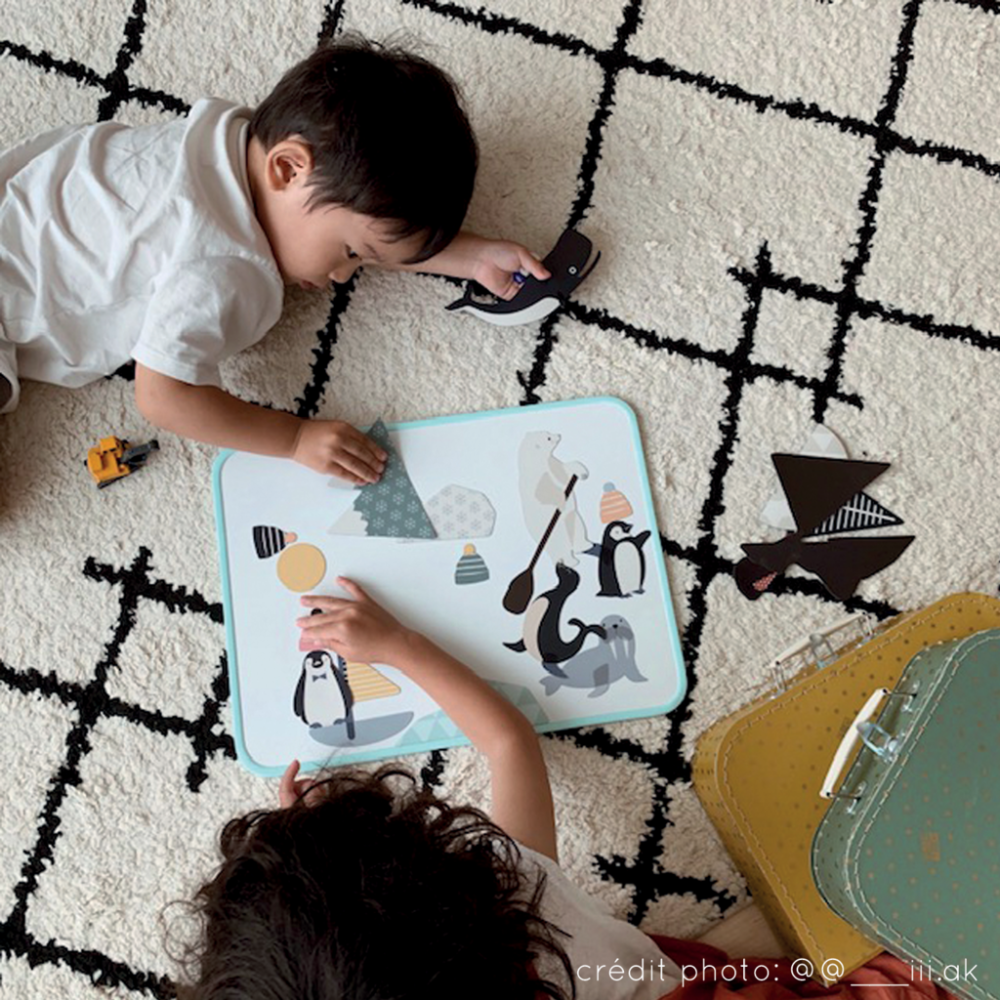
xmin=2 ymin=0 xmax=1000 ymax=995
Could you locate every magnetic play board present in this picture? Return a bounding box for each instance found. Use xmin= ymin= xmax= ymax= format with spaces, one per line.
xmin=213 ymin=397 xmax=685 ymax=775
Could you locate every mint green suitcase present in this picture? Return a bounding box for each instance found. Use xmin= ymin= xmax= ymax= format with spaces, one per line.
xmin=811 ymin=630 xmax=1000 ymax=1000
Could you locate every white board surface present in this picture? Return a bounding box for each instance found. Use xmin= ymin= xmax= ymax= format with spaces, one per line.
xmin=213 ymin=397 xmax=685 ymax=775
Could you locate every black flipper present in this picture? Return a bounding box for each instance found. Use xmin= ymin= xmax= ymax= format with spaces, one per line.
xmin=293 ymin=672 xmax=306 ymax=723
xmin=542 ymin=618 xmax=605 ymax=664
xmin=795 ymin=535 xmax=915 ymax=601
xmin=333 ymin=656 xmax=356 ymax=741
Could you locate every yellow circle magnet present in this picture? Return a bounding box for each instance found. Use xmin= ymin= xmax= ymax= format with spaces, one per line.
xmin=276 ymin=543 xmax=326 ymax=592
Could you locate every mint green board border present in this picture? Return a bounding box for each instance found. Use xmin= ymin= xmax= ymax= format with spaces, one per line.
xmin=212 ymin=395 xmax=686 ymax=777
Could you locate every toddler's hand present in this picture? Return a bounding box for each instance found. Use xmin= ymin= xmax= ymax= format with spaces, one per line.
xmin=472 ymin=239 xmax=549 ymax=300
xmin=292 ymin=420 xmax=387 ymax=483
xmin=278 ymin=759 xmax=324 ymax=809
xmin=297 ymin=578 xmax=410 ymax=665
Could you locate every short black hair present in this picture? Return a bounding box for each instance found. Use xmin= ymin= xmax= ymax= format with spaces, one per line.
xmin=250 ymin=35 xmax=478 ymax=263
xmin=172 ymin=767 xmax=574 ymax=1000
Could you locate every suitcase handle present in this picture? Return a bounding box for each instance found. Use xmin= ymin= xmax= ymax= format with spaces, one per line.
xmin=820 ymin=688 xmax=891 ymax=800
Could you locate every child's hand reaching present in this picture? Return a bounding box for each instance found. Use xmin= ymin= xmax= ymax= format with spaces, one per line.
xmin=297 ymin=578 xmax=410 ymax=664
xmin=291 ymin=420 xmax=387 ymax=483
xmin=278 ymin=759 xmax=324 ymax=808
xmin=470 ymin=238 xmax=550 ymax=300
xmin=397 ymin=231 xmax=549 ymax=300
xmin=297 ymin=577 xmax=558 ymax=860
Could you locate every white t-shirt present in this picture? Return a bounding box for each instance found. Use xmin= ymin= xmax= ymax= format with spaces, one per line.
xmin=521 ymin=845 xmax=681 ymax=1000
xmin=0 ymin=99 xmax=284 ymax=390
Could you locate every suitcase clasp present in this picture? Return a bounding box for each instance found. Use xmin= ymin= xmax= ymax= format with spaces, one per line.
xmin=857 ymin=720 xmax=900 ymax=761
xmin=819 ymin=683 xmax=918 ymax=805
xmin=820 ymin=687 xmax=919 ymax=803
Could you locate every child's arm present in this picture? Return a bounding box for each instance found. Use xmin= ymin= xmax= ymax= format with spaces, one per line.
xmin=297 ymin=578 xmax=559 ymax=861
xmin=133 ymin=364 xmax=386 ymax=484
xmin=393 ymin=230 xmax=550 ymax=301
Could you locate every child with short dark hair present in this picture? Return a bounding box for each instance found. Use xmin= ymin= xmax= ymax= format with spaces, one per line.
xmin=0 ymin=35 xmax=548 ymax=483
xmin=174 ymin=578 xmax=683 ymax=1000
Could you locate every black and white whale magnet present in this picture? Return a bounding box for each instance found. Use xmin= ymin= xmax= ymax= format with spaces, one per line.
xmin=445 ymin=228 xmax=600 ymax=327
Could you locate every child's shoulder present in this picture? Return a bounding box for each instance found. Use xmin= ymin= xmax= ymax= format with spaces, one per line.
xmin=2 ymin=97 xmax=247 ymax=161
xmin=0 ymin=122 xmax=88 ymax=182
xmin=516 ymin=843 xmax=682 ymax=1000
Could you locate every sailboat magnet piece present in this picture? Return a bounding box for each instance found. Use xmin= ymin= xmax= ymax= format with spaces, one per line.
xmin=445 ymin=228 xmax=600 ymax=327
xmin=760 ymin=424 xmax=903 ymax=536
xmin=736 ymin=454 xmax=914 ymax=602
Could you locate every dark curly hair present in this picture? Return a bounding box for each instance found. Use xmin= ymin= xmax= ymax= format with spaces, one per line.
xmin=172 ymin=766 xmax=574 ymax=1000
xmin=250 ymin=34 xmax=478 ymax=263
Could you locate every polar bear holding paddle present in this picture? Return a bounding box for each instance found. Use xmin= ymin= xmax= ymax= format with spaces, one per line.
xmin=517 ymin=431 xmax=593 ymax=568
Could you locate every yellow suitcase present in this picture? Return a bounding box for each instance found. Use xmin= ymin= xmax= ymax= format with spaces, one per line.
xmin=692 ymin=593 xmax=1000 ymax=983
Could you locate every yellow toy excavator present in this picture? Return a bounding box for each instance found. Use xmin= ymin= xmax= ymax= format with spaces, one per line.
xmin=86 ymin=436 xmax=159 ymax=489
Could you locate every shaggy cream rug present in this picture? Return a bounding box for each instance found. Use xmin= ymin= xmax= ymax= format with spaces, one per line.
xmin=2 ymin=0 xmax=1000 ymax=996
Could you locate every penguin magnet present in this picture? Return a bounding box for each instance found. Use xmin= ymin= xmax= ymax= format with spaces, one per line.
xmin=445 ymin=228 xmax=600 ymax=327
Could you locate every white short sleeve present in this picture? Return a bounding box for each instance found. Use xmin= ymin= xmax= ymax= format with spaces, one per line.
xmin=132 ymin=256 xmax=283 ymax=386
xmin=519 ymin=845 xmax=681 ymax=1000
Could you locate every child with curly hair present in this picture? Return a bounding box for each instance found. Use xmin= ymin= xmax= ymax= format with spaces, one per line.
xmin=175 ymin=578 xmax=682 ymax=999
